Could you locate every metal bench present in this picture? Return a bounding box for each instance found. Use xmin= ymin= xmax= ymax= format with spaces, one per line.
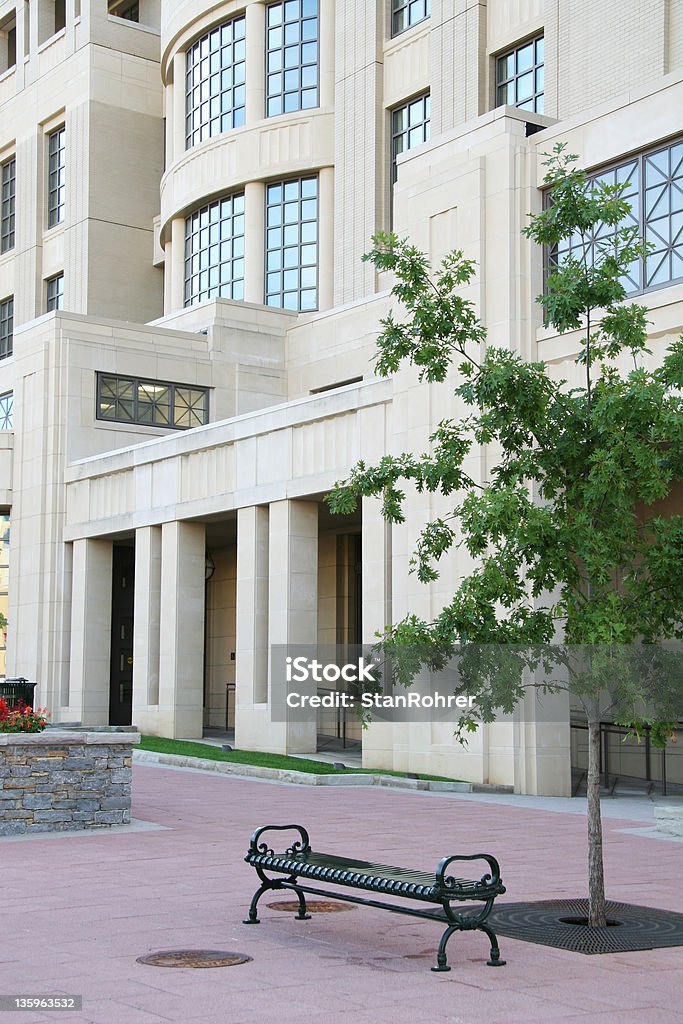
xmin=243 ymin=823 xmax=506 ymax=972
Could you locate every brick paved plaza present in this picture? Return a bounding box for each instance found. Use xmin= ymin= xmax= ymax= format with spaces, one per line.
xmin=1 ymin=764 xmax=682 ymax=1024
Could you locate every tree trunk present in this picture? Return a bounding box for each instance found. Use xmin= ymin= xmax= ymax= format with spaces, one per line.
xmin=587 ymin=718 xmax=607 ymax=926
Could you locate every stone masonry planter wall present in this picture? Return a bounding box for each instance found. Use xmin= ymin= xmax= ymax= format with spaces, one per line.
xmin=0 ymin=731 xmax=140 ymax=836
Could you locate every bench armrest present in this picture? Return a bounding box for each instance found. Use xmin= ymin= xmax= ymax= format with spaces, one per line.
xmin=435 ymin=853 xmax=503 ymax=891
xmin=247 ymin=823 xmax=311 ymax=857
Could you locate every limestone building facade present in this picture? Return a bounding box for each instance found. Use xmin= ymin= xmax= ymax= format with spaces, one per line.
xmin=1 ymin=0 xmax=682 ymax=794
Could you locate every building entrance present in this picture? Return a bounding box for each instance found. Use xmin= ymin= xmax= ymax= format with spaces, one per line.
xmin=109 ymin=545 xmax=135 ymax=726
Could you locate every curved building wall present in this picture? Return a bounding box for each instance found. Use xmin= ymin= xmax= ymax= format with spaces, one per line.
xmin=160 ymin=0 xmax=335 ymax=314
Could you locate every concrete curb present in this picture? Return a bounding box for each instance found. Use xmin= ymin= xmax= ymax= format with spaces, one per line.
xmin=132 ymin=748 xmax=488 ymax=793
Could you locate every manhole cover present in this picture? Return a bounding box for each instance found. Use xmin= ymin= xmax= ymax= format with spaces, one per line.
xmin=137 ymin=950 xmax=253 ymax=968
xmin=266 ymin=899 xmax=355 ymax=913
xmin=490 ymin=900 xmax=683 ymax=954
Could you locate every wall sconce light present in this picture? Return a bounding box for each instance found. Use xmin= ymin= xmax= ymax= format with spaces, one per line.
xmin=205 ymin=551 xmax=216 ymax=581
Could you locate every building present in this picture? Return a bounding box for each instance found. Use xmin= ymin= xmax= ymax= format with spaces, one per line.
xmin=0 ymin=0 xmax=682 ymax=795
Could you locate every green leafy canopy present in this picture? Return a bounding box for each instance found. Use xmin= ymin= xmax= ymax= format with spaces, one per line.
xmin=326 ymin=144 xmax=683 ymax=738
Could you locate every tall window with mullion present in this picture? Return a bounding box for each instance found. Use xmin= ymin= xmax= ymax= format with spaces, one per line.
xmin=185 ymin=16 xmax=246 ymax=148
xmin=0 ymin=297 xmax=12 ymax=360
xmin=47 ymin=126 xmax=65 ymax=227
xmin=265 ymin=176 xmax=318 ymax=311
xmin=496 ymin=35 xmax=544 ymax=113
xmin=266 ymin=0 xmax=318 ymax=118
xmin=184 ymin=194 xmax=245 ymax=306
xmin=1 ymin=157 xmax=15 ymax=253
xmin=96 ymin=374 xmax=209 ymax=429
xmin=392 ymin=93 xmax=430 ymax=184
xmin=46 ymin=273 xmax=64 ymax=311
xmin=549 ymin=139 xmax=683 ymax=295
xmin=392 ymin=0 xmax=430 ymax=36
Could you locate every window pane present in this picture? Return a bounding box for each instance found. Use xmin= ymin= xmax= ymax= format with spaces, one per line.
xmin=47 ymin=126 xmax=65 ymax=228
xmin=0 ymin=392 xmax=12 ymax=430
xmin=0 ymin=297 xmax=13 ymax=360
xmin=1 ymin=158 xmax=15 ymax=254
xmin=265 ymin=176 xmax=318 ymax=310
xmin=391 ymin=93 xmax=430 ymax=183
xmin=266 ymin=1 xmax=319 ymax=117
xmin=547 ymin=140 xmax=683 ymax=298
xmin=495 ymin=35 xmax=544 ymax=113
xmin=185 ymin=194 xmax=246 ymax=306
xmin=186 ymin=15 xmax=246 ymax=148
xmin=391 ymin=0 xmax=429 ymax=36
xmin=97 ymin=375 xmax=209 ymax=430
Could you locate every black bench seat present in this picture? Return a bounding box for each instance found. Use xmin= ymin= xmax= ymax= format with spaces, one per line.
xmin=243 ymin=824 xmax=506 ymax=972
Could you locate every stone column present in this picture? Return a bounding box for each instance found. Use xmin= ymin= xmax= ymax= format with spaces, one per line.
xmin=361 ymin=498 xmax=391 ymax=643
xmin=158 ymin=521 xmax=205 ymax=738
xmin=268 ymin=499 xmax=318 ymax=752
xmin=244 ymin=180 xmax=265 ymax=304
xmin=132 ymin=526 xmax=161 ymax=732
xmin=235 ymin=505 xmax=269 ymax=707
xmin=171 ymin=50 xmax=185 ymax=164
xmin=169 ymin=217 xmax=185 ymax=312
xmin=318 ymin=0 xmax=335 ymax=107
xmin=360 ymin=497 xmax=396 ymax=771
xmin=245 ymin=2 xmax=265 ymax=124
xmin=68 ymin=538 xmax=113 ymax=725
xmin=317 ymin=166 xmax=334 ymax=311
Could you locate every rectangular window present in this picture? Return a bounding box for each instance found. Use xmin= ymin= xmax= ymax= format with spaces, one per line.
xmin=46 ymin=273 xmax=64 ymax=311
xmin=109 ymin=0 xmax=140 ymax=20
xmin=549 ymin=138 xmax=683 ymax=295
xmin=1 ymin=157 xmax=15 ymax=253
xmin=266 ymin=0 xmax=319 ymax=118
xmin=496 ymin=35 xmax=544 ymax=114
xmin=96 ymin=374 xmax=210 ymax=429
xmin=47 ymin=126 xmax=65 ymax=228
xmin=184 ymin=194 xmax=245 ymax=306
xmin=0 ymin=391 xmax=12 ymax=429
xmin=265 ymin=175 xmax=318 ymax=311
xmin=392 ymin=0 xmax=430 ymax=36
xmin=0 ymin=296 xmax=12 ymax=360
xmin=55 ymin=0 xmax=66 ymax=33
xmin=185 ymin=15 xmax=246 ymax=148
xmin=7 ymin=25 xmax=16 ymax=68
xmin=391 ymin=93 xmax=430 ymax=183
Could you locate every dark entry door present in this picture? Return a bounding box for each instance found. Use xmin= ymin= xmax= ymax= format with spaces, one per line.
xmin=109 ymin=545 xmax=135 ymax=726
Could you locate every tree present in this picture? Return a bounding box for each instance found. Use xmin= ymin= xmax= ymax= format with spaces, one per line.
xmin=327 ymin=146 xmax=683 ymax=927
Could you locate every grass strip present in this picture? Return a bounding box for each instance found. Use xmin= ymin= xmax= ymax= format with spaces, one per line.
xmin=139 ymin=735 xmax=461 ymax=783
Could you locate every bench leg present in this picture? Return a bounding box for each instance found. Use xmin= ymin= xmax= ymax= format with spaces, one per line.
xmin=292 ymin=885 xmax=311 ymax=921
xmin=479 ymin=923 xmax=506 ymax=967
xmin=243 ymin=882 xmax=276 ymax=924
xmin=431 ymin=924 xmax=458 ymax=972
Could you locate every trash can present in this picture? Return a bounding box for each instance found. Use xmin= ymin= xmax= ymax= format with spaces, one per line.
xmin=0 ymin=678 xmax=37 ymax=709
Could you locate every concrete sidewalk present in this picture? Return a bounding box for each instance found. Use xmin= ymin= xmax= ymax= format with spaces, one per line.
xmin=1 ymin=765 xmax=682 ymax=1024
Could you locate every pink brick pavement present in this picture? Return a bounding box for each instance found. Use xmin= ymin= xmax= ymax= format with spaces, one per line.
xmin=1 ymin=763 xmax=682 ymax=1024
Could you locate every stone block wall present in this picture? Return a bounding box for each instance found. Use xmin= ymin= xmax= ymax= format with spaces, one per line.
xmin=0 ymin=732 xmax=140 ymax=836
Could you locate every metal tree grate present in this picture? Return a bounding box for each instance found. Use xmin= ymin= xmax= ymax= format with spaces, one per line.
xmin=136 ymin=950 xmax=252 ymax=968
xmin=490 ymin=900 xmax=683 ymax=954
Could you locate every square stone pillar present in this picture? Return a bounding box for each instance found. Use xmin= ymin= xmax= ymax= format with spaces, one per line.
xmin=235 ymin=500 xmax=318 ymax=753
xmin=236 ymin=505 xmax=269 ymax=707
xmin=67 ymin=538 xmax=113 ymax=725
xmin=132 ymin=525 xmax=161 ymax=733
xmin=268 ymin=499 xmax=318 ymax=752
xmin=158 ymin=521 xmax=205 ymax=738
xmin=360 ymin=497 xmax=395 ymax=771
